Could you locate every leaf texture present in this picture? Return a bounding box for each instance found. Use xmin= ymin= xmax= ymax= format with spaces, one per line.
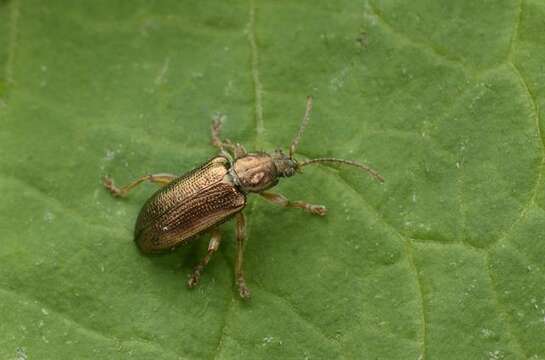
xmin=1 ymin=0 xmax=544 ymax=359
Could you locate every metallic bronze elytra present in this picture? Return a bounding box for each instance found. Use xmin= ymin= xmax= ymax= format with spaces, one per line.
xmin=102 ymin=97 xmax=383 ymax=299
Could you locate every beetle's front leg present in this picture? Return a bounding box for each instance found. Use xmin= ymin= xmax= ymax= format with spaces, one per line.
xmin=187 ymin=229 xmax=221 ymax=288
xmin=103 ymin=173 xmax=176 ymax=197
xmin=235 ymin=212 xmax=251 ymax=299
xmin=259 ymin=192 xmax=327 ymax=216
xmin=211 ymin=115 xmax=247 ymax=158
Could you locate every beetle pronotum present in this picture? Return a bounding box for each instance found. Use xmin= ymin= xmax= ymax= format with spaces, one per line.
xmin=103 ymin=97 xmax=383 ymax=299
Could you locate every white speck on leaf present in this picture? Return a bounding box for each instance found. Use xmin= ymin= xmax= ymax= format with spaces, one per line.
xmin=487 ymin=350 xmax=504 ymax=360
xmin=43 ymin=210 xmax=55 ymax=223
xmin=261 ymin=336 xmax=281 ymax=346
xmin=41 ymin=308 xmax=49 ymax=316
xmin=480 ymin=328 xmax=494 ymax=338
xmin=104 ymin=149 xmax=116 ymax=161
xmin=154 ymin=57 xmax=170 ymax=86
xmin=329 ymin=66 xmax=350 ymax=91
xmin=115 ymin=209 xmax=126 ymax=217
xmin=224 ymin=80 xmax=234 ymax=96
xmin=16 ymin=347 xmax=28 ymax=360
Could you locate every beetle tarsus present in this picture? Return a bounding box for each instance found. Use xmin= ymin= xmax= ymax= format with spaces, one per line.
xmin=187 ymin=229 xmax=222 ymax=289
xmin=211 ymin=114 xmax=224 ymax=146
xmin=234 ymin=213 xmax=251 ymax=299
xmin=102 ymin=176 xmax=125 ymax=197
xmin=308 ymin=204 xmax=327 ymax=216
xmin=211 ymin=114 xmax=233 ymax=151
xmin=210 ymin=114 xmax=248 ymax=158
xmin=187 ymin=270 xmax=201 ymax=288
xmin=238 ymin=279 xmax=251 ymax=299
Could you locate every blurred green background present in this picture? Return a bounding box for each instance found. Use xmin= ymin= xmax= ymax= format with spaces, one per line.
xmin=1 ymin=0 xmax=544 ymax=359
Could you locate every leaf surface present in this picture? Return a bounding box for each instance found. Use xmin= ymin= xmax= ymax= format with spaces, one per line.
xmin=1 ymin=0 xmax=544 ymax=359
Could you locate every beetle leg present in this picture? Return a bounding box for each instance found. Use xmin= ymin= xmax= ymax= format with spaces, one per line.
xmin=233 ymin=143 xmax=247 ymax=159
xmin=259 ymin=192 xmax=327 ymax=216
xmin=211 ymin=115 xmax=248 ymax=158
xmin=235 ymin=212 xmax=251 ymax=299
xmin=102 ymin=173 xmax=176 ymax=197
xmin=211 ymin=114 xmax=235 ymax=150
xmin=187 ymin=228 xmax=222 ymax=288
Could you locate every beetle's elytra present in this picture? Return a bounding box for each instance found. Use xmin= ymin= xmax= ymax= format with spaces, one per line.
xmin=103 ymin=97 xmax=383 ymax=299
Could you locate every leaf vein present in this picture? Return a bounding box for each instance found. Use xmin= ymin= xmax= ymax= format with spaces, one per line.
xmin=4 ymin=0 xmax=20 ymax=94
xmin=247 ymin=0 xmax=264 ymax=140
xmin=404 ymin=240 xmax=427 ymax=360
xmin=212 ymin=298 xmax=234 ymax=360
xmin=364 ymin=1 xmax=472 ymax=75
xmin=485 ymin=253 xmax=529 ymax=358
xmin=493 ymin=61 xmax=544 ymax=246
xmin=254 ymin=285 xmax=347 ymax=359
xmin=311 ymin=165 xmax=428 ymax=356
xmin=506 ymin=0 xmax=523 ymax=61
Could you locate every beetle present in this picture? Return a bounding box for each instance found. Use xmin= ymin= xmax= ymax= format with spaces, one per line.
xmin=102 ymin=97 xmax=383 ymax=299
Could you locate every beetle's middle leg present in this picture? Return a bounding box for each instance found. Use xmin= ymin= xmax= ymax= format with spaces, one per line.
xmin=235 ymin=212 xmax=251 ymax=299
xmin=211 ymin=114 xmax=247 ymax=158
xmin=103 ymin=173 xmax=176 ymax=197
xmin=187 ymin=228 xmax=222 ymax=288
xmin=259 ymin=192 xmax=327 ymax=216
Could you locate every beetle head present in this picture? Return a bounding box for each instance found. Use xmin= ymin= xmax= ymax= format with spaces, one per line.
xmin=272 ymin=149 xmax=298 ymax=177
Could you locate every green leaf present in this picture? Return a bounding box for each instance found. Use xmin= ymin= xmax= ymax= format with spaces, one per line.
xmin=1 ymin=0 xmax=544 ymax=359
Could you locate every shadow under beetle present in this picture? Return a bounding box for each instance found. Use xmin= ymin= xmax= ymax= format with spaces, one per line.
xmin=103 ymin=97 xmax=383 ymax=299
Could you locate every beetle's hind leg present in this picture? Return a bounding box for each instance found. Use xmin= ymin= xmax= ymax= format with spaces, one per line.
xmin=259 ymin=192 xmax=327 ymax=216
xmin=102 ymin=173 xmax=176 ymax=197
xmin=211 ymin=114 xmax=247 ymax=158
xmin=235 ymin=212 xmax=251 ymax=299
xmin=187 ymin=228 xmax=222 ymax=288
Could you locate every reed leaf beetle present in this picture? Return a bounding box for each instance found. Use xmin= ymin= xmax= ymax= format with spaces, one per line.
xmin=103 ymin=97 xmax=383 ymax=299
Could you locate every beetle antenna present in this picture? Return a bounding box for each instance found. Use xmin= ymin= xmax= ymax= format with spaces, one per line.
xmin=298 ymin=157 xmax=384 ymax=183
xmin=289 ymin=96 xmax=313 ymax=159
